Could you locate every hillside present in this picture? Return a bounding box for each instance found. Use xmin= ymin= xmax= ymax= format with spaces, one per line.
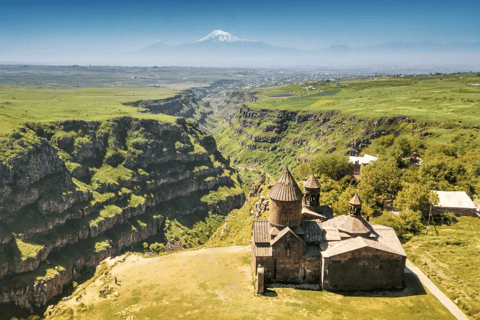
xmin=404 ymin=217 xmax=480 ymax=319
xmin=210 ymin=74 xmax=480 ymax=176
xmin=1 ymin=71 xmax=480 ymax=319
xmin=44 ymin=246 xmax=455 ymax=320
xmin=0 ymin=117 xmax=244 ymax=310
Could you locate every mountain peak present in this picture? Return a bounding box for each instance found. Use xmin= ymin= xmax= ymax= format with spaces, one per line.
xmin=197 ymin=30 xmax=247 ymax=42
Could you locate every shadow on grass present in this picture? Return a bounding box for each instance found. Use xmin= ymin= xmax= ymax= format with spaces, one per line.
xmin=336 ymin=272 xmax=427 ymax=298
xmin=263 ymin=272 xmax=426 ymax=300
xmin=263 ymin=289 xmax=278 ymax=297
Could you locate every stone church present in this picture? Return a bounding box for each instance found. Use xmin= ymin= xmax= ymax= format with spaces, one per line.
xmin=252 ymin=167 xmax=406 ymax=293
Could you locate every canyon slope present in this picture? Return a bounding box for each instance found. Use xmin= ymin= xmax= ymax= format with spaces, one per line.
xmin=0 ymin=116 xmax=244 ymax=309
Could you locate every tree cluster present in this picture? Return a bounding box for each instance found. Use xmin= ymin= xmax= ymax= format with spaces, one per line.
xmin=293 ymin=132 xmax=480 ymax=239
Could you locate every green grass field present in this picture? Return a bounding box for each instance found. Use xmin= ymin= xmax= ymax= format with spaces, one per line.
xmin=46 ymin=246 xmax=455 ymax=320
xmin=404 ymin=217 xmax=480 ymax=319
xmin=250 ymin=74 xmax=480 ymax=125
xmin=0 ymin=86 xmax=177 ymax=135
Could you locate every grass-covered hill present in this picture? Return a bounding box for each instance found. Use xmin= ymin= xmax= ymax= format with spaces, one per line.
xmin=249 ymin=74 xmax=480 ymax=124
xmin=0 ymin=116 xmax=244 ymax=310
xmin=404 ymin=217 xmax=480 ymax=319
xmin=215 ymin=73 xmax=480 ymax=176
xmin=0 ymin=87 xmax=177 ymax=136
xmin=44 ymin=246 xmax=455 ymax=320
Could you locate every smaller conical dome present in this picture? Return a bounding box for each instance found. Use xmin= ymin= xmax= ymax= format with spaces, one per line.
xmin=337 ymin=215 xmax=371 ymax=235
xmin=304 ymin=175 xmax=321 ymax=189
xmin=268 ymin=166 xmax=303 ymax=201
xmin=350 ymin=193 xmax=362 ymax=206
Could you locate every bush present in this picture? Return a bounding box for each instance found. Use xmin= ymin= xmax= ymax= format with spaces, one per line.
xmin=372 ymin=209 xmax=424 ymax=239
xmin=149 ymin=242 xmax=164 ymax=253
xmin=439 ymin=212 xmax=457 ymax=224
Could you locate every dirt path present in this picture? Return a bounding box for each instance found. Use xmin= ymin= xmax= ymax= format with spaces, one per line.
xmin=405 ymin=259 xmax=469 ymax=320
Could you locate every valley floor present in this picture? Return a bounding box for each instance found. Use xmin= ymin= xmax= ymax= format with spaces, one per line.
xmin=46 ymin=246 xmax=455 ymax=320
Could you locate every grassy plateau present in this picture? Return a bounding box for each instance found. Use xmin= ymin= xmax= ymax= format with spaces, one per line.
xmin=250 ymin=74 xmax=480 ymax=125
xmin=0 ymin=86 xmax=177 ymax=135
xmin=45 ymin=246 xmax=455 ymax=320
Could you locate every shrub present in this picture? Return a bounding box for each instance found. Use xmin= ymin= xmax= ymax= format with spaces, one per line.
xmin=149 ymin=242 xmax=164 ymax=253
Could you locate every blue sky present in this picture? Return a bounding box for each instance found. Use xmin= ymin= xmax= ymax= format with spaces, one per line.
xmin=1 ymin=0 xmax=479 ymax=63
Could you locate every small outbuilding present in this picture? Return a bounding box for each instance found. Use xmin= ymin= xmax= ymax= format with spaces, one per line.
xmin=432 ymin=191 xmax=477 ymax=217
xmin=348 ymin=154 xmax=378 ymax=178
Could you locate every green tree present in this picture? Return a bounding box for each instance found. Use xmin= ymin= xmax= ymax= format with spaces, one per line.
xmin=398 ymin=209 xmax=424 ymax=235
xmin=358 ymin=161 xmax=402 ymax=210
xmin=293 ymin=162 xmax=310 ymax=180
xmin=372 ymin=209 xmax=424 ymax=239
xmin=332 ymin=186 xmax=357 ymax=216
xmin=309 ymin=153 xmax=353 ymax=180
xmin=394 ymin=183 xmax=437 ymax=212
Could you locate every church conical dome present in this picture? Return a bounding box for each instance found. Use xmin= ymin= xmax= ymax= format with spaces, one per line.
xmin=350 ymin=193 xmax=362 ymax=205
xmin=268 ymin=166 xmax=303 ymax=202
xmin=304 ymin=175 xmax=321 ymax=189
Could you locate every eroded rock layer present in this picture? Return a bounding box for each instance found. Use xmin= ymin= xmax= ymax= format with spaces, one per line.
xmin=0 ymin=116 xmax=245 ymax=309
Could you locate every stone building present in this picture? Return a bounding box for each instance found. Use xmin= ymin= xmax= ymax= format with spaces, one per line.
xmin=348 ymin=154 xmax=378 ymax=179
xmin=432 ymin=191 xmax=477 ymax=217
xmin=252 ymin=167 xmax=406 ymax=294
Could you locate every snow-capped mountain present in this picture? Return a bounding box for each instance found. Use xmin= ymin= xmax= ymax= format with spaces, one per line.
xmin=139 ymin=30 xmax=304 ymax=66
xmin=197 ymin=30 xmax=247 ymax=42
xmin=137 ymin=30 xmax=479 ymax=67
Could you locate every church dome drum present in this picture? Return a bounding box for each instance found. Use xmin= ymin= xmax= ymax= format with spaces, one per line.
xmin=268 ymin=167 xmax=303 ymax=228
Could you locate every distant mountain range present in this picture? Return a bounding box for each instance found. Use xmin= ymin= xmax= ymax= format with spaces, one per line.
xmin=141 ymin=30 xmax=479 ymax=56
xmin=141 ymin=30 xmax=302 ymax=56
xmin=134 ymin=30 xmax=480 ymax=68
xmin=323 ymin=41 xmax=480 ymax=54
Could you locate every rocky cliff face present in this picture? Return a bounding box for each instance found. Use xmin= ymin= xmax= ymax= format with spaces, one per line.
xmin=0 ymin=116 xmax=245 ymax=309
xmin=216 ymin=104 xmax=416 ymax=173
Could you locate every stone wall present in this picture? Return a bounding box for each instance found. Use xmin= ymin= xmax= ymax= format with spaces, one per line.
xmin=323 ymin=247 xmax=405 ymax=291
xmin=269 ymin=199 xmax=302 ymax=228
xmin=431 ymin=207 xmax=477 ymax=217
xmin=305 ymin=256 xmax=321 ymax=283
xmin=272 ymin=234 xmax=305 ymax=283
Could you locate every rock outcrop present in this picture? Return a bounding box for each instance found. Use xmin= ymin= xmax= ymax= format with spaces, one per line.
xmin=0 ymin=116 xmax=245 ymax=309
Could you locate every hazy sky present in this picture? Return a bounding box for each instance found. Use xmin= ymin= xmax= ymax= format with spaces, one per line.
xmin=1 ymin=0 xmax=479 ymax=64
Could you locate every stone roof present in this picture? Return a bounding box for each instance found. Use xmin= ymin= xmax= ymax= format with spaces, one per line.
xmin=323 ymin=236 xmax=406 ymax=258
xmin=254 ymin=245 xmax=272 ymax=257
xmin=304 ymin=175 xmax=321 ymax=189
xmin=369 ymin=223 xmax=407 ymax=256
xmin=435 ymin=191 xmax=476 ymax=209
xmin=252 ymin=220 xmax=270 ymax=243
xmin=324 ymin=215 xmax=371 ymax=236
xmin=268 ymin=167 xmax=303 ymax=202
xmin=294 ymin=226 xmax=305 ymax=235
xmin=322 ymin=227 xmax=341 ymax=241
xmin=270 ymin=227 xmax=304 ymax=246
xmin=350 ymin=193 xmax=362 ymax=205
xmin=269 ymin=227 xmax=280 ymax=237
xmin=302 ymin=220 xmax=324 ymax=243
xmin=305 ymin=245 xmax=320 ymax=257
xmin=302 ymin=207 xmax=327 ymax=220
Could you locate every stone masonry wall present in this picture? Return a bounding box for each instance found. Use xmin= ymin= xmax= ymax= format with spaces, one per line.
xmin=323 ymin=247 xmax=405 ymax=291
